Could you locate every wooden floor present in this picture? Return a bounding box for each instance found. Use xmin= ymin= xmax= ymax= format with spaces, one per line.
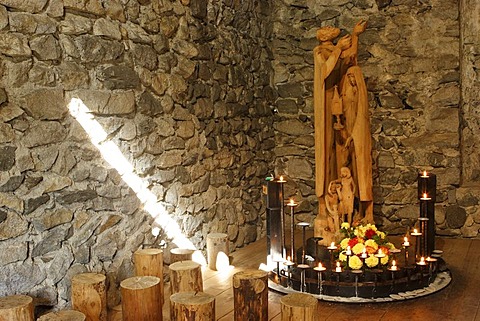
xmin=160 ymin=236 xmax=480 ymax=321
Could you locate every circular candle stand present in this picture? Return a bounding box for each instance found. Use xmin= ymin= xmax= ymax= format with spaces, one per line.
xmin=266 ymin=171 xmax=451 ymax=303
xmin=268 ymin=242 xmax=451 ymax=303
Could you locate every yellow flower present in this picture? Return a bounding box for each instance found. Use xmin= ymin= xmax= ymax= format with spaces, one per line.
xmin=339 ymin=252 xmax=347 ymax=262
xmin=364 ymin=239 xmax=378 ymax=250
xmin=381 ymin=255 xmax=389 ymax=265
xmin=349 ymin=255 xmax=363 ymax=270
xmin=341 ymin=222 xmax=350 ymax=230
xmin=340 ymin=238 xmax=350 ymax=250
xmin=377 ymin=231 xmax=386 ymax=239
xmin=386 ymin=242 xmax=396 ymax=250
xmin=352 ymin=243 xmax=365 ymax=255
xmin=365 ymin=255 xmax=378 ymax=268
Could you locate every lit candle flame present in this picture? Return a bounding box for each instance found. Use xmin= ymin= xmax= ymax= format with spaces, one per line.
xmin=361 ymin=247 xmax=367 ymax=258
xmin=413 ymin=228 xmax=418 ymax=234
xmin=278 ymin=175 xmax=286 ymax=182
xmin=423 ymin=170 xmax=428 ymax=177
xmin=331 ymin=242 xmax=335 ymax=247
xmin=423 ymin=192 xmax=428 ymax=199
xmin=318 ymin=262 xmax=323 ymax=269
xmin=391 ymin=260 xmax=398 ymax=270
xmin=335 ymin=261 xmax=342 ymax=272
xmin=378 ymin=249 xmax=383 ymax=255
xmin=420 ymin=257 xmax=425 ymax=263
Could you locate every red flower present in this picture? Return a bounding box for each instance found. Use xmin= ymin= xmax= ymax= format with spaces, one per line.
xmin=348 ymin=237 xmax=359 ymax=248
xmin=365 ymin=229 xmax=376 ymax=239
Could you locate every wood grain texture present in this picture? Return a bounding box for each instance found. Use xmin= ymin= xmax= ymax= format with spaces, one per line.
xmin=170 ymin=291 xmax=215 ymax=321
xmin=169 ymin=260 xmax=203 ymax=294
xmin=120 ymin=276 xmax=162 ymax=321
xmin=0 ymin=295 xmax=33 ymax=321
xmin=232 ymin=270 xmax=268 ymax=321
xmin=71 ymin=273 xmax=107 ymax=321
xmin=133 ymin=248 xmax=164 ymax=305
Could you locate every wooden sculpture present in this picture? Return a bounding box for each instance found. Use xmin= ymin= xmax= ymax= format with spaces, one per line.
xmin=313 ymin=19 xmax=373 ymax=244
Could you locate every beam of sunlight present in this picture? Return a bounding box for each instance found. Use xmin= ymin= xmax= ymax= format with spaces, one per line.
xmin=68 ymin=97 xmax=206 ymax=264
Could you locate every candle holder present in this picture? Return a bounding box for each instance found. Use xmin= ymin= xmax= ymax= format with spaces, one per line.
xmin=277 ymin=176 xmax=286 ymax=258
xmin=286 ymin=200 xmax=298 ymax=263
xmin=411 ymin=228 xmax=422 ymax=260
xmin=417 ymin=256 xmax=427 ymax=285
xmin=389 ymin=248 xmax=401 ymax=262
xmin=311 ymin=236 xmax=323 ymax=264
xmin=417 ymin=171 xmax=436 ymax=256
xmin=418 ymin=217 xmax=429 ymax=258
xmin=298 ymin=264 xmax=310 ymax=292
xmin=426 ymin=256 xmax=438 ymax=282
xmin=402 ymin=236 xmax=411 ymax=267
xmin=360 ymin=249 xmax=368 ymax=273
xmin=297 ymin=222 xmax=310 ymax=264
xmin=352 ymin=269 xmax=363 ymax=298
xmin=388 ymin=261 xmax=399 ymax=292
xmin=283 ymin=259 xmax=295 ymax=288
xmin=374 ymin=250 xmax=386 ymax=269
xmin=334 ymin=262 xmax=342 ymax=294
xmin=313 ymin=263 xmax=326 ymax=295
xmin=327 ymin=242 xmax=337 ymax=270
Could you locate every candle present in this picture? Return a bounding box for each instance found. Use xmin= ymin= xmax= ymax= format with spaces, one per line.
xmin=361 ymin=247 xmax=368 ymax=259
xmin=287 ymin=199 xmax=297 ymax=207
xmin=314 ymin=262 xmax=326 ymax=271
xmin=375 ymin=248 xmax=385 ymax=258
xmin=327 ymin=242 xmax=337 ymax=250
xmin=420 ymin=192 xmax=431 ymax=201
xmin=421 ymin=170 xmax=429 ymax=178
xmin=390 ymin=260 xmax=398 ymax=271
xmin=278 ymin=175 xmax=286 ymax=183
xmin=346 ymin=246 xmax=352 ymax=256
xmin=403 ymin=236 xmax=410 ymax=247
xmin=411 ymin=228 xmax=422 ymax=236
xmin=335 ymin=261 xmax=342 ymax=273
xmin=417 ymin=256 xmax=426 ymax=265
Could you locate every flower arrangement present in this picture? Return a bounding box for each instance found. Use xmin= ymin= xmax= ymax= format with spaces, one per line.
xmin=337 ymin=222 xmax=396 ymax=270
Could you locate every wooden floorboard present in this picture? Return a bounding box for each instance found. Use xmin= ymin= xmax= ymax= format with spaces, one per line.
xmin=156 ymin=235 xmax=480 ymax=321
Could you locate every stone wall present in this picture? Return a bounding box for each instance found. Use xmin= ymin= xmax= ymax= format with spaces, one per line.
xmin=0 ymin=0 xmax=274 ymax=309
xmin=271 ymin=0 xmax=480 ymax=237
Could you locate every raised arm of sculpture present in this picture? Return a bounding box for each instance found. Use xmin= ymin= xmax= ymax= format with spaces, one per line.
xmin=341 ymin=19 xmax=367 ymax=66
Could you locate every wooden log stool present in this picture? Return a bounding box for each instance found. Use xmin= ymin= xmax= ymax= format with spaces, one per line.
xmin=120 ymin=276 xmax=162 ymax=321
xmin=206 ymin=233 xmax=229 ymax=270
xmin=107 ymin=304 xmax=122 ymax=321
xmin=133 ymin=248 xmax=164 ymax=305
xmin=37 ymin=310 xmax=86 ymax=321
xmin=71 ymin=273 xmax=107 ymax=321
xmin=170 ymin=291 xmax=215 ymax=321
xmin=0 ymin=294 xmax=34 ymax=321
xmin=280 ymin=293 xmax=317 ymax=321
xmin=170 ymin=248 xmax=195 ymax=264
xmin=232 ymin=270 xmax=268 ymax=321
xmin=169 ymin=260 xmax=203 ymax=294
